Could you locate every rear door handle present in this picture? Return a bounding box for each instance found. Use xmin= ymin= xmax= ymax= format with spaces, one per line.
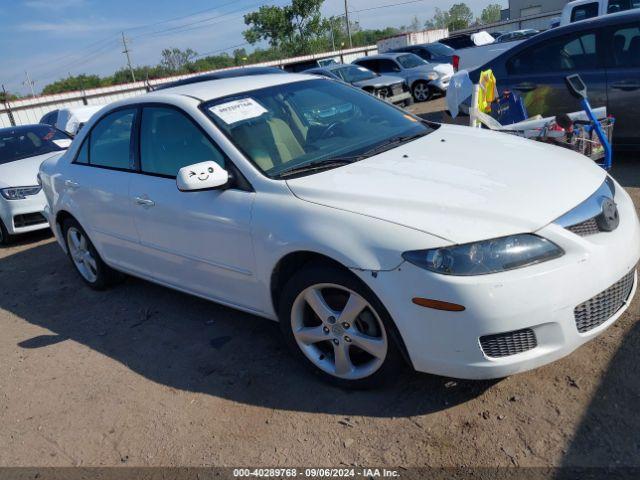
xmin=513 ymin=82 xmax=537 ymax=92
xmin=134 ymin=196 xmax=155 ymax=207
xmin=611 ymin=81 xmax=640 ymax=91
xmin=64 ymin=180 xmax=79 ymax=189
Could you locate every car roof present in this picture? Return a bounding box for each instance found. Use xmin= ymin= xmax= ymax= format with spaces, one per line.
xmin=146 ymin=73 xmax=315 ymax=101
xmin=355 ymin=53 xmax=409 ymax=60
xmin=154 ymin=66 xmax=285 ymax=91
xmin=531 ymin=8 xmax=640 ymax=41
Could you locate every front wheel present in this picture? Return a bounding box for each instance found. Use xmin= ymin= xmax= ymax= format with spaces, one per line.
xmin=0 ymin=219 xmax=11 ymax=246
xmin=278 ymin=265 xmax=405 ymax=388
xmin=412 ymin=81 xmax=433 ymax=102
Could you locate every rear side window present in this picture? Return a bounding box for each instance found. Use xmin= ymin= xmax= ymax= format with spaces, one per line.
xmin=140 ymin=107 xmax=225 ymax=177
xmin=378 ymin=59 xmax=401 ymax=72
xmin=611 ymin=24 xmax=640 ymax=67
xmin=507 ymin=33 xmax=597 ymax=74
xmin=89 ymin=109 xmax=135 ymax=169
xmin=355 ymin=59 xmax=378 ymax=72
xmin=75 ymin=139 xmax=89 ymax=164
xmin=607 ymin=0 xmax=640 ymax=13
xmin=571 ymin=2 xmax=599 ymax=21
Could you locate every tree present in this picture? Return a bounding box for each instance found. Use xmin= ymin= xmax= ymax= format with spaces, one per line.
xmin=424 ymin=8 xmax=450 ymax=29
xmin=160 ymin=48 xmax=198 ymax=72
xmin=447 ymin=3 xmax=473 ymax=30
xmin=42 ymin=74 xmax=103 ymax=95
xmin=243 ymin=0 xmax=329 ymax=55
xmin=0 ymin=90 xmax=18 ymax=102
xmin=480 ymin=4 xmax=502 ymax=24
xmin=409 ymin=15 xmax=421 ymax=32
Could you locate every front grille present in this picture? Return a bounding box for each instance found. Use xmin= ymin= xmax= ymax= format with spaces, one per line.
xmin=574 ymin=269 xmax=635 ymax=333
xmin=567 ymin=217 xmax=600 ymax=236
xmin=13 ymin=212 xmax=47 ymax=228
xmin=479 ymin=328 xmax=537 ymax=358
xmin=391 ymin=83 xmax=403 ymax=95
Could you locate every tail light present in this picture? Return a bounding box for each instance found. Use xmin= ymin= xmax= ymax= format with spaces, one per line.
xmin=453 ymin=55 xmax=460 ymax=72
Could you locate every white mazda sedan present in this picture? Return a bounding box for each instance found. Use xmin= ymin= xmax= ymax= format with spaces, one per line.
xmin=39 ymin=73 xmax=640 ymax=388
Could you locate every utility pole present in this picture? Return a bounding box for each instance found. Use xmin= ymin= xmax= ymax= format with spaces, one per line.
xmin=121 ymin=32 xmax=136 ymax=83
xmin=330 ymin=17 xmax=336 ymax=51
xmin=343 ymin=0 xmax=353 ymax=48
xmin=23 ymin=71 xmax=36 ymax=97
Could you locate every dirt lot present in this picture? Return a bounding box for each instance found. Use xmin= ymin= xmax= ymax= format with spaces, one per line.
xmin=0 ymin=100 xmax=639 ymax=469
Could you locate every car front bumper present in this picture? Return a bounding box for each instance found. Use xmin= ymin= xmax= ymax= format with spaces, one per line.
xmin=354 ymin=182 xmax=640 ymax=379
xmin=0 ymin=191 xmax=49 ymax=235
xmin=430 ymin=76 xmax=451 ymax=92
xmin=385 ymin=91 xmax=412 ymax=105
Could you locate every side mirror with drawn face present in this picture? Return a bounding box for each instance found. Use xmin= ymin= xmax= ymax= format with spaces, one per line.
xmin=176 ymin=161 xmax=229 ymax=192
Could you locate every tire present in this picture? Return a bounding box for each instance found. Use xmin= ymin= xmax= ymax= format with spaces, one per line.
xmin=0 ymin=218 xmax=11 ymax=246
xmin=61 ymin=218 xmax=122 ymax=289
xmin=411 ymin=81 xmax=433 ymax=102
xmin=278 ymin=264 xmax=405 ymax=389
xmin=402 ymin=97 xmax=414 ymax=108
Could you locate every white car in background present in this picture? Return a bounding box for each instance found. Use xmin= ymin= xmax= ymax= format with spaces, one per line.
xmin=0 ymin=124 xmax=71 ymax=244
xmin=40 ymin=105 xmax=105 ymax=136
xmin=39 ymin=73 xmax=640 ymax=388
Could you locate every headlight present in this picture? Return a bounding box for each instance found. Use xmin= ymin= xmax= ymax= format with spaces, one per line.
xmin=426 ymin=72 xmax=438 ymax=81
xmin=402 ymin=234 xmax=564 ymax=276
xmin=0 ymin=186 xmax=42 ymax=200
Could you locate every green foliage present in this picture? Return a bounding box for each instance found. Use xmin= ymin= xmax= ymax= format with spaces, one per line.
xmin=447 ymin=3 xmax=474 ymax=30
xmin=480 ymin=4 xmax=502 ymax=24
xmin=243 ymin=0 xmax=329 ymax=55
xmin=424 ymin=7 xmax=450 ymax=29
xmin=42 ymin=74 xmax=103 ymax=95
xmin=160 ymin=47 xmax=198 ymax=72
xmin=0 ymin=90 xmax=19 ymax=102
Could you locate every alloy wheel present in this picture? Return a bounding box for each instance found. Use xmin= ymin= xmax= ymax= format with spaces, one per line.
xmin=66 ymin=227 xmax=98 ymax=283
xmin=413 ymin=82 xmax=431 ymax=102
xmin=290 ymin=283 xmax=388 ymax=380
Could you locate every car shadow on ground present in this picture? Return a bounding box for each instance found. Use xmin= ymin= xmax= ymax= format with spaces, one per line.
xmin=610 ymin=152 xmax=640 ymax=189
xmin=1 ymin=239 xmax=495 ymax=417
xmin=557 ymin=318 xmax=640 ymax=473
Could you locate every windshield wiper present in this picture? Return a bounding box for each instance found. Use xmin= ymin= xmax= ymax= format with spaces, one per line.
xmin=358 ymin=131 xmax=428 ymax=157
xmin=277 ymin=159 xmax=355 ymax=178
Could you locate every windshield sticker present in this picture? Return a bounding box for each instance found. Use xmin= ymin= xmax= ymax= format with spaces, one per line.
xmin=209 ymin=98 xmax=267 ymax=124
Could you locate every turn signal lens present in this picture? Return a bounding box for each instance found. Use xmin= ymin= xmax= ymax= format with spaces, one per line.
xmin=412 ymin=298 xmax=465 ymax=311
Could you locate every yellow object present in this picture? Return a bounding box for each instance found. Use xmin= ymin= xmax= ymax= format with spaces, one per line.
xmin=477 ymin=69 xmax=497 ymax=113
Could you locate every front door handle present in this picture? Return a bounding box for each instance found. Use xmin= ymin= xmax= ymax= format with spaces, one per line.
xmin=513 ymin=82 xmax=537 ymax=92
xmin=64 ymin=180 xmax=79 ymax=189
xmin=134 ymin=196 xmax=155 ymax=207
xmin=611 ymin=81 xmax=640 ymax=91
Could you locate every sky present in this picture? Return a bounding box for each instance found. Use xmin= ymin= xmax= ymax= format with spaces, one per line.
xmin=1 ymin=0 xmax=507 ymax=95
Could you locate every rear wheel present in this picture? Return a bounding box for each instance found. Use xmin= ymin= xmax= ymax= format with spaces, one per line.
xmin=412 ymin=81 xmax=432 ymax=102
xmin=278 ymin=264 xmax=405 ymax=388
xmin=62 ymin=218 xmax=121 ymax=289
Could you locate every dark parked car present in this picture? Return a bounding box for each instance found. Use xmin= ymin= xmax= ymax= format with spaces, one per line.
xmin=39 ymin=109 xmax=59 ymax=126
xmin=469 ymin=10 xmax=640 ymax=148
xmin=388 ymin=42 xmax=455 ymax=64
xmin=495 ymin=29 xmax=540 ymax=43
xmin=305 ymin=64 xmax=412 ymax=106
xmin=439 ymin=34 xmax=477 ymax=49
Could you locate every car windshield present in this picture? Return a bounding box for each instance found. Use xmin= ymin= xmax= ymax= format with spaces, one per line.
xmin=0 ymin=125 xmax=71 ymax=165
xmin=334 ymin=65 xmax=377 ymax=83
xmin=204 ymin=79 xmax=433 ymax=178
xmin=396 ymin=54 xmax=427 ymax=69
xmin=427 ymin=43 xmax=454 ymax=56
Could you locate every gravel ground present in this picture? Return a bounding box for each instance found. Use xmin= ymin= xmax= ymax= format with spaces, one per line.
xmin=0 ymin=99 xmax=638 ymax=469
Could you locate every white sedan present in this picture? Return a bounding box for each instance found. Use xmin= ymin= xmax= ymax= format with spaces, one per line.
xmin=39 ymin=73 xmax=640 ymax=388
xmin=0 ymin=124 xmax=71 ymax=244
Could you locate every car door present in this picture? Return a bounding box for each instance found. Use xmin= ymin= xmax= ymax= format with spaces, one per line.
xmin=128 ymin=105 xmax=260 ymax=309
xmin=500 ymin=29 xmax=607 ymax=119
xmin=604 ymin=20 xmax=640 ymax=147
xmin=66 ymin=108 xmax=140 ymax=269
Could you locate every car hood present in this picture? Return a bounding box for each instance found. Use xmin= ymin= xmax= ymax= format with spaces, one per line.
xmin=353 ymin=75 xmax=404 ymax=88
xmin=286 ymin=125 xmax=605 ymax=244
xmin=0 ymin=152 xmax=64 ymax=189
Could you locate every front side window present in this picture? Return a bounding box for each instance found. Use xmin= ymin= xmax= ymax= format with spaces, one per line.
xmin=89 ymin=109 xmax=135 ymax=169
xmin=507 ymin=33 xmax=598 ymax=74
xmin=140 ymin=107 xmax=225 ymax=177
xmin=427 ymin=43 xmax=454 ymax=57
xmin=571 ymin=2 xmax=599 ymax=21
xmin=354 ymin=59 xmax=378 ymax=72
xmin=378 ymin=59 xmax=401 ymax=72
xmin=204 ymin=79 xmax=433 ymax=178
xmin=333 ymin=66 xmax=377 ymax=83
xmin=0 ymin=125 xmax=71 ymax=165
xmin=396 ymin=54 xmax=427 ymax=69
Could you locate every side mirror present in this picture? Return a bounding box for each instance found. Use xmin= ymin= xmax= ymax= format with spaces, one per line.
xmin=176 ymin=161 xmax=229 ymax=192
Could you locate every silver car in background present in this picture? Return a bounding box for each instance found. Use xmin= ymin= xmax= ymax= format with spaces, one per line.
xmin=305 ymin=64 xmax=413 ymax=107
xmin=352 ymin=52 xmax=453 ymax=102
